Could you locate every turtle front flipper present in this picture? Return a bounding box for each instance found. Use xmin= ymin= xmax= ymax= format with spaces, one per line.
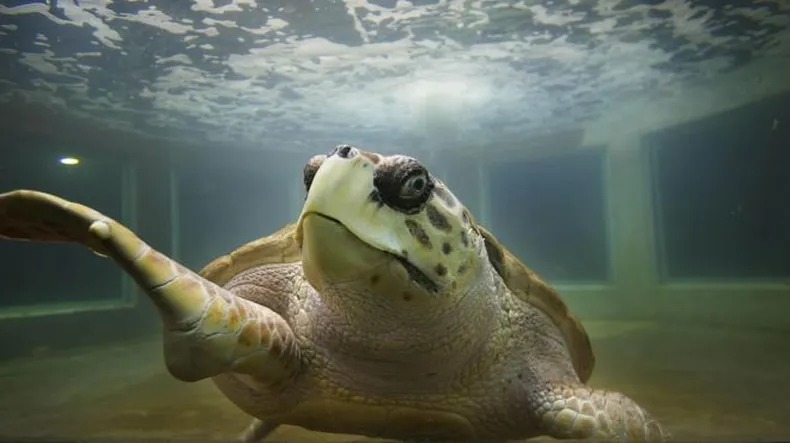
xmin=0 ymin=190 xmax=301 ymax=384
xmin=0 ymin=190 xmax=112 ymax=255
xmin=531 ymin=384 xmax=667 ymax=441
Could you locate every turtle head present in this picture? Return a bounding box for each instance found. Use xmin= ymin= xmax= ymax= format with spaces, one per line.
xmin=295 ymin=145 xmax=487 ymax=300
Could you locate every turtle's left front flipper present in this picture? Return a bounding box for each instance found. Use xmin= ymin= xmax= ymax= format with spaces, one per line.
xmin=0 ymin=190 xmax=301 ymax=383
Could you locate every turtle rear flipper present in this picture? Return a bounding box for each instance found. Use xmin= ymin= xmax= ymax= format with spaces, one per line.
xmin=0 ymin=190 xmax=301 ymax=384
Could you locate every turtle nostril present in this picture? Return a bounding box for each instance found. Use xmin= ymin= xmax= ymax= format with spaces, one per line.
xmin=335 ymin=145 xmax=356 ymax=159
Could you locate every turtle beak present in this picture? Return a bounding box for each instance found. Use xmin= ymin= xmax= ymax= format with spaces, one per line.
xmin=295 ymin=147 xmax=401 ymax=254
xmin=295 ymin=147 xmax=394 ymax=289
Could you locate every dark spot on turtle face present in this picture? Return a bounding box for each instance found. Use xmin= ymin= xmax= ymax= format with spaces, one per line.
xmin=460 ymin=230 xmax=469 ymax=247
xmin=370 ymin=274 xmax=380 ymax=285
xmin=433 ymin=184 xmax=456 ymax=208
xmin=402 ymin=292 xmax=413 ymax=301
xmin=458 ymin=263 xmax=467 ymax=275
xmin=404 ymin=219 xmax=432 ymax=249
xmin=401 ymin=249 xmax=408 ymax=258
xmin=462 ymin=211 xmax=470 ymax=225
xmin=442 ymin=242 xmax=452 ymax=255
xmin=451 ymin=281 xmax=457 ymax=290
xmin=435 ymin=263 xmax=447 ymax=276
xmin=426 ymin=204 xmax=451 ymax=232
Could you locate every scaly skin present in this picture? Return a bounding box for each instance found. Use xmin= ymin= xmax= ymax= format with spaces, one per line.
xmin=212 ymin=253 xmax=666 ymax=442
xmin=0 ymin=190 xmax=301 ymax=384
xmin=531 ymin=384 xmax=666 ymax=440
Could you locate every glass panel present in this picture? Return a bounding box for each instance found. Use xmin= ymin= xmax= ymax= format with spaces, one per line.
xmin=489 ymin=148 xmax=609 ymax=282
xmin=175 ymin=159 xmax=296 ymax=271
xmin=0 ymin=147 xmax=126 ymax=307
xmin=438 ymin=159 xmax=481 ymax=220
xmin=650 ymin=97 xmax=790 ymax=280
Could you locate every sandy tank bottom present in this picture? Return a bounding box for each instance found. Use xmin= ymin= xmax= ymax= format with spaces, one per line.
xmin=0 ymin=320 xmax=787 ymax=442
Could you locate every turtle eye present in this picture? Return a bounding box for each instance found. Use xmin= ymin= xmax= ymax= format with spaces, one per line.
xmin=303 ymin=155 xmax=326 ymax=194
xmin=400 ymin=173 xmax=429 ymax=201
xmin=373 ymin=158 xmax=433 ymax=214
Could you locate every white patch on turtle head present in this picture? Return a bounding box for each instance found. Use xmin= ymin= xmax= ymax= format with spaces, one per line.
xmin=296 ymin=145 xmax=486 ymax=297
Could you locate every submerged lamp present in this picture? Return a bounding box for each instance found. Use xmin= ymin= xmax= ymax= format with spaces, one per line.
xmin=59 ymin=157 xmax=80 ymax=166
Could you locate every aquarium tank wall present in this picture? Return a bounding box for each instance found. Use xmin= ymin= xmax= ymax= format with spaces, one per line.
xmin=0 ymin=0 xmax=788 ymax=441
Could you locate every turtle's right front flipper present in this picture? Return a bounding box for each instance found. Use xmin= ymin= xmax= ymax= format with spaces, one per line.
xmin=0 ymin=190 xmax=301 ymax=384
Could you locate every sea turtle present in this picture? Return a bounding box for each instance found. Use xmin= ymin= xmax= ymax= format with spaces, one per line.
xmin=0 ymin=145 xmax=666 ymax=441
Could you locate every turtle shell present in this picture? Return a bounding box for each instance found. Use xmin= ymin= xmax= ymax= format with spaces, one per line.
xmin=200 ymin=222 xmax=594 ymax=383
xmin=476 ymin=225 xmax=595 ymax=383
xmin=199 ymin=223 xmax=300 ymax=287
